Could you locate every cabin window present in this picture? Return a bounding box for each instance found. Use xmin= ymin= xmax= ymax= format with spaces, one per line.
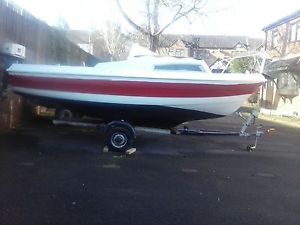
xmin=289 ymin=22 xmax=300 ymax=42
xmin=154 ymin=64 xmax=204 ymax=72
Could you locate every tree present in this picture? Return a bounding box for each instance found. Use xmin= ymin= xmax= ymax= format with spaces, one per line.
xmin=116 ymin=0 xmax=210 ymax=52
xmin=102 ymin=22 xmax=129 ymax=60
xmin=93 ymin=22 xmax=130 ymax=61
xmin=91 ymin=31 xmax=111 ymax=61
xmin=229 ymin=57 xmax=257 ymax=74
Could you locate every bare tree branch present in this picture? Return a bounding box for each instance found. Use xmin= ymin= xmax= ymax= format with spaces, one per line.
xmin=115 ymin=0 xmax=150 ymax=36
xmin=116 ymin=0 xmax=213 ymax=51
xmin=146 ymin=0 xmax=152 ymax=34
xmin=155 ymin=2 xmax=200 ymax=36
xmin=152 ymin=0 xmax=160 ymax=33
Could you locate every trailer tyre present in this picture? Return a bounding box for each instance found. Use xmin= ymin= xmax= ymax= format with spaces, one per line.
xmin=106 ymin=127 xmax=133 ymax=152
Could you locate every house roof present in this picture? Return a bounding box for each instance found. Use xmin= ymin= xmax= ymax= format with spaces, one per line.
xmin=66 ymin=30 xmax=93 ymax=44
xmin=262 ymin=9 xmax=300 ymax=31
xmin=264 ymin=55 xmax=300 ymax=77
xmin=159 ymin=34 xmax=263 ymax=50
xmin=159 ymin=35 xmax=186 ymax=48
xmin=189 ymin=35 xmax=262 ymax=50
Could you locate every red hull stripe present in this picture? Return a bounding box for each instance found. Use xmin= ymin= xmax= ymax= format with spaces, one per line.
xmin=9 ymin=75 xmax=261 ymax=98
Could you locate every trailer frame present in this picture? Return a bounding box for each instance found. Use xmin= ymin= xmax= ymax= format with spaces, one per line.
xmin=53 ymin=110 xmax=271 ymax=152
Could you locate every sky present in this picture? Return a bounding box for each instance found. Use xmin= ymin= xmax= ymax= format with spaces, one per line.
xmin=11 ymin=0 xmax=300 ymax=38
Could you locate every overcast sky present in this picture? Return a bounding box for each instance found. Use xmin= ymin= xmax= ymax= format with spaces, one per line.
xmin=12 ymin=0 xmax=300 ymax=37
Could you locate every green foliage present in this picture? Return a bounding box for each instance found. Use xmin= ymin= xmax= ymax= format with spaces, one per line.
xmin=229 ymin=57 xmax=256 ymax=73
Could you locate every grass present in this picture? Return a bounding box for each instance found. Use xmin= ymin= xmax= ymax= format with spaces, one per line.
xmin=259 ymin=114 xmax=300 ymax=129
xmin=240 ymin=103 xmax=300 ymax=129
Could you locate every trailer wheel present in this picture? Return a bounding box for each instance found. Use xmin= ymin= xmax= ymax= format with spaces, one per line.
xmin=106 ymin=127 xmax=133 ymax=152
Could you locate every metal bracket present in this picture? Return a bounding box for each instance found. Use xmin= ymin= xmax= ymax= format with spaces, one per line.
xmin=238 ymin=110 xmax=258 ymax=136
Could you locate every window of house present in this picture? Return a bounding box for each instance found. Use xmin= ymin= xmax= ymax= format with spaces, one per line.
xmin=168 ymin=48 xmax=174 ymax=56
xmin=277 ymin=72 xmax=299 ymax=97
xmin=271 ymin=30 xmax=280 ymax=48
xmin=289 ymin=22 xmax=300 ymax=42
xmin=193 ymin=50 xmax=197 ymax=58
xmin=175 ymin=49 xmax=184 ymax=57
xmin=168 ymin=48 xmax=185 ymax=57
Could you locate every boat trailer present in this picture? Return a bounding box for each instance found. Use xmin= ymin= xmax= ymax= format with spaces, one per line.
xmin=53 ymin=110 xmax=273 ymax=152
xmin=173 ymin=111 xmax=269 ymax=151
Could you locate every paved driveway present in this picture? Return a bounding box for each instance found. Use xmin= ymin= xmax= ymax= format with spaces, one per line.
xmin=0 ymin=116 xmax=299 ymax=225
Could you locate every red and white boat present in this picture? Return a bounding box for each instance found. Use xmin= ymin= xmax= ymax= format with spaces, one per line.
xmin=7 ymin=55 xmax=265 ymax=129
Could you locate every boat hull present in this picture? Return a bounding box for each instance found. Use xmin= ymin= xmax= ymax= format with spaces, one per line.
xmin=8 ymin=64 xmax=265 ymax=128
xmin=11 ymin=84 xmax=254 ymax=128
xmin=16 ymin=91 xmax=223 ymax=128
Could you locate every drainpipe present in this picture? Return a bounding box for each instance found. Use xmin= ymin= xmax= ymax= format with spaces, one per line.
xmin=264 ymin=30 xmax=268 ymax=51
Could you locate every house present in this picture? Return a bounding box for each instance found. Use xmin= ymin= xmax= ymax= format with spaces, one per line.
xmin=260 ymin=10 xmax=300 ymax=117
xmin=158 ymin=39 xmax=189 ymax=57
xmin=263 ymin=10 xmax=300 ymax=59
xmin=158 ymin=34 xmax=263 ymax=72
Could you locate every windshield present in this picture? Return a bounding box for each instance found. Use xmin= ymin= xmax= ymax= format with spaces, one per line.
xmin=154 ymin=64 xmax=205 ymax=72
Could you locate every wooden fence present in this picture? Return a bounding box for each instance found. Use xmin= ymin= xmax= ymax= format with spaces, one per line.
xmin=0 ymin=0 xmax=98 ymax=130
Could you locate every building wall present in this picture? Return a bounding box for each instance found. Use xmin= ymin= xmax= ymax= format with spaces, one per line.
xmin=158 ymin=40 xmax=190 ymax=57
xmin=0 ymin=1 xmax=99 ymax=130
xmin=265 ymin=17 xmax=300 ymax=59
xmin=262 ymin=15 xmax=300 ymax=116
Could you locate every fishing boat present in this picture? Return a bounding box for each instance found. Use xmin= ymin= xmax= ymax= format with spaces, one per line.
xmin=7 ymin=55 xmax=265 ymax=129
xmin=7 ymin=45 xmax=268 ymax=152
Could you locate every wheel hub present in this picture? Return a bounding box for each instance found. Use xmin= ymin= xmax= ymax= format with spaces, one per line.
xmin=111 ymin=133 xmax=127 ymax=148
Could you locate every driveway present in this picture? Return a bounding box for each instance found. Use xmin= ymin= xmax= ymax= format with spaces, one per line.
xmin=0 ymin=115 xmax=299 ymax=225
